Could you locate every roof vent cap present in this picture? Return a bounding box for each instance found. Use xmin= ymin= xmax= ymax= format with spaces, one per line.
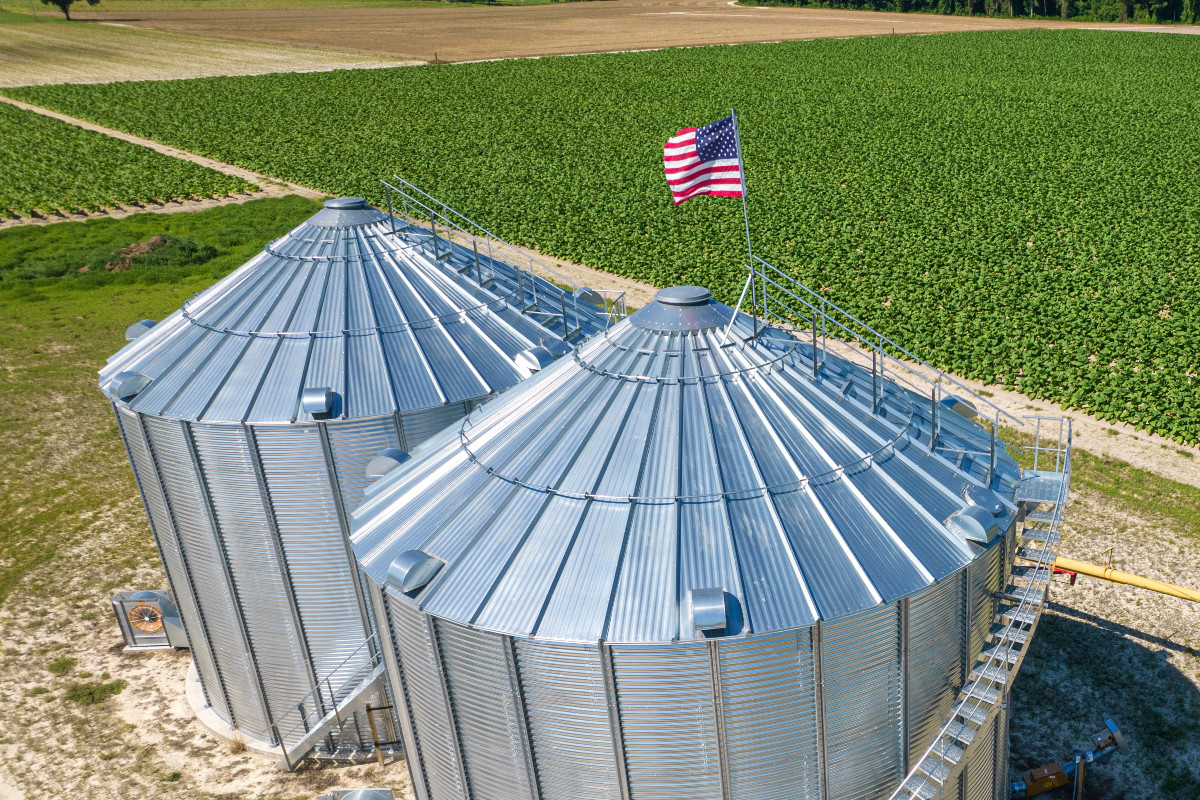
xmin=113 ymin=371 xmax=153 ymax=401
xmin=386 ymin=550 xmax=444 ymax=594
xmin=542 ymin=339 xmax=572 ymax=358
xmin=946 ymin=504 xmax=1001 ymax=544
xmin=324 ymin=197 xmax=367 ymax=210
xmin=301 ymin=387 xmax=335 ymax=417
xmin=690 ymin=587 xmax=728 ymax=632
xmin=656 ymin=286 xmax=712 ymax=307
xmin=125 ymin=319 xmax=156 ymax=341
xmin=939 ymin=394 xmax=979 ymax=420
xmin=365 ymin=447 xmax=410 ymax=480
xmin=963 ymin=484 xmax=1005 ymax=517
xmin=574 ymin=287 xmax=605 ymax=307
xmin=514 ymin=346 xmax=556 ymax=377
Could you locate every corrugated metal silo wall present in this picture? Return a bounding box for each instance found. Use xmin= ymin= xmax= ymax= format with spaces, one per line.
xmin=821 ymin=604 xmax=903 ymax=800
xmin=113 ymin=407 xmax=232 ymax=724
xmin=190 ymin=424 xmax=314 ymax=735
xmin=968 ymin=542 xmax=1005 ymax=665
xmin=905 ymin=577 xmax=965 ymax=765
xmin=376 ymin=586 xmax=999 ymax=800
xmin=142 ymin=416 xmax=272 ymax=740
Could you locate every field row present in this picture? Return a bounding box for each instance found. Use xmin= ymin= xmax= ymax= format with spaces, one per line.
xmin=8 ymin=30 xmax=1200 ymax=440
xmin=0 ymin=102 xmax=253 ymax=220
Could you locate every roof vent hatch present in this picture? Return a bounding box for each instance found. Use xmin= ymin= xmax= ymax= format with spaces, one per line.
xmin=387 ymin=550 xmax=444 ymax=594
xmin=113 ymin=371 xmax=153 ymax=401
xmin=365 ymin=448 xmax=410 ymax=480
xmin=125 ymin=319 xmax=157 ymax=341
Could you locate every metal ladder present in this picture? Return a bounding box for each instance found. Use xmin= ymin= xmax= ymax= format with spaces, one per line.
xmin=891 ymin=418 xmax=1072 ymax=800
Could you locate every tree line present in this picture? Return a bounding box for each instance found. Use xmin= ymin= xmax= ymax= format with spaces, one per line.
xmin=751 ymin=0 xmax=1196 ymax=23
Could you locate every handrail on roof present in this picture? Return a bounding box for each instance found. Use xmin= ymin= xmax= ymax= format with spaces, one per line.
xmin=744 ymin=256 xmax=1021 ymax=428
xmin=380 ymin=176 xmax=628 ymax=329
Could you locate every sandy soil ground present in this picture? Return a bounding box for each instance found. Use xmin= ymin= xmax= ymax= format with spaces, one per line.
xmin=66 ymin=0 xmax=1198 ymax=65
xmin=0 ymin=16 xmax=414 ymax=87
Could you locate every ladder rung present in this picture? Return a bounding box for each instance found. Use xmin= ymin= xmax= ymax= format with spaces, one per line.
xmin=1017 ymin=546 xmax=1054 ymax=561
xmin=988 ymin=624 xmax=1029 ymax=646
xmin=946 ymin=721 xmax=977 ymax=748
xmin=961 ymin=681 xmax=1001 ymax=706
xmin=1024 ymin=509 xmax=1058 ymax=523
xmin=952 ymin=700 xmax=992 ymax=726
xmin=1002 ymin=606 xmax=1038 ymax=626
xmin=1022 ymin=531 xmax=1061 ymax=545
xmin=969 ymin=662 xmax=1011 ymax=686
xmin=981 ymin=644 xmax=1021 ymax=665
xmin=916 ymin=759 xmax=952 ymax=784
xmin=1010 ymin=565 xmax=1049 ymax=582
xmin=902 ymin=776 xmax=940 ymax=800
xmin=925 ymin=739 xmax=966 ymax=767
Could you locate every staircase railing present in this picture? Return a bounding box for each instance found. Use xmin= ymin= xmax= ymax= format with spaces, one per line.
xmin=889 ymin=417 xmax=1071 ymax=800
xmin=272 ymin=633 xmax=382 ymax=768
xmin=381 ymin=177 xmax=627 ymax=329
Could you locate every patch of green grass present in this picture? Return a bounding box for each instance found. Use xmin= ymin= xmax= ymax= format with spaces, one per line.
xmin=64 ymin=678 xmax=127 ymax=705
xmin=46 ymin=656 xmax=77 ymax=676
xmin=1176 ymin=449 xmax=1195 ymax=459
xmin=26 ymin=686 xmax=49 ymax=696
xmin=163 ymin=772 xmax=182 ymax=782
xmin=0 ymin=197 xmax=320 ymax=604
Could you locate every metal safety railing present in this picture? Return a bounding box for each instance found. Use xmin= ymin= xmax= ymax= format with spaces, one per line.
xmin=890 ymin=416 xmax=1071 ymax=800
xmin=272 ymin=633 xmax=383 ymax=768
xmin=738 ymin=256 xmax=1021 ymax=481
xmin=380 ymin=177 xmax=628 ymax=332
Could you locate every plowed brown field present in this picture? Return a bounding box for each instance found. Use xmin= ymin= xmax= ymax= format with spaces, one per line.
xmin=68 ymin=0 xmax=1176 ymax=64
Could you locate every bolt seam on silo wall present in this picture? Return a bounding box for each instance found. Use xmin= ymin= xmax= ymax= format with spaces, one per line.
xmin=243 ymin=423 xmax=323 ymax=725
xmin=118 ymin=406 xmax=226 ymax=718
xmin=813 ymin=619 xmax=828 ymax=800
xmin=706 ymin=641 xmax=734 ymax=800
xmin=899 ymin=595 xmax=910 ymax=774
xmin=183 ymin=420 xmax=276 ymax=743
xmin=136 ymin=412 xmax=236 ymax=727
xmin=374 ymin=585 xmax=432 ymax=800
xmin=501 ymin=634 xmax=542 ymax=800
xmin=598 ymin=642 xmax=633 ymax=800
xmin=316 ymin=420 xmax=377 ymax=649
xmin=427 ymin=616 xmax=473 ymax=800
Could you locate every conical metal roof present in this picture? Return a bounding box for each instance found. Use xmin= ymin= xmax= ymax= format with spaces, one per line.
xmin=353 ymin=287 xmax=1021 ymax=644
xmin=101 ymin=198 xmax=608 ymax=423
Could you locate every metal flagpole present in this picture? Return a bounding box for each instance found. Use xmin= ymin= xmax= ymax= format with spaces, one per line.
xmin=730 ymin=108 xmax=758 ymax=338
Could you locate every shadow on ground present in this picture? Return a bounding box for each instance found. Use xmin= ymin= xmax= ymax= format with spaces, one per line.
xmin=1010 ymin=602 xmax=1200 ymax=800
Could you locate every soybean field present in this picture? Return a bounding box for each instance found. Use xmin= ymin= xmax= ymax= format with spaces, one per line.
xmin=9 ymin=30 xmax=1200 ymax=440
xmin=0 ymin=102 xmax=252 ymax=219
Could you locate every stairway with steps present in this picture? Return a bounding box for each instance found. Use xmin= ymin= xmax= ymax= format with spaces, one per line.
xmin=891 ymin=418 xmax=1072 ymax=800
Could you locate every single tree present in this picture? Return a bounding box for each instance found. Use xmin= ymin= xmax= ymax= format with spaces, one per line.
xmin=41 ymin=0 xmax=100 ymax=20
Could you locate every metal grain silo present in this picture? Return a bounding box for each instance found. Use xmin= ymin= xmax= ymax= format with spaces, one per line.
xmin=103 ymin=196 xmax=619 ymax=762
xmin=353 ymin=282 xmax=1071 ymax=800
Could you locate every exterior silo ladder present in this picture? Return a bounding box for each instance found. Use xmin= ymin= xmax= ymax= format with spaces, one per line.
xmin=889 ymin=417 xmax=1071 ymax=800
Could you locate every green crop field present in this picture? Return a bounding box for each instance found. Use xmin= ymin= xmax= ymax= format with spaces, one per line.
xmin=0 ymin=102 xmax=253 ymax=219
xmin=8 ymin=30 xmax=1200 ymax=440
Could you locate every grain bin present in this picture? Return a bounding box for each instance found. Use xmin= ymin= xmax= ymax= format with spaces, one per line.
xmin=102 ymin=196 xmax=616 ymax=759
xmin=353 ymin=284 xmax=1038 ymax=800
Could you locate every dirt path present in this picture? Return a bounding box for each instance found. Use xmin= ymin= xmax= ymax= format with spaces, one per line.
xmin=0 ymin=95 xmax=326 ymax=230
xmin=65 ymin=0 xmax=1200 ymax=64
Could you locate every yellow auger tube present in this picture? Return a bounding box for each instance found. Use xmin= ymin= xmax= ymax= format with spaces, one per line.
xmin=1054 ymin=556 xmax=1200 ymax=602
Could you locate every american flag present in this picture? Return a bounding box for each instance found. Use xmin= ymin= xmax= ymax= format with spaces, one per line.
xmin=663 ymin=114 xmax=744 ymax=206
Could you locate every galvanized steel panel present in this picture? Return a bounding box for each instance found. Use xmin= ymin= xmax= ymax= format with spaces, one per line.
xmin=142 ymin=416 xmax=268 ymax=738
xmin=610 ymin=642 xmax=723 ymax=800
xmin=253 ymin=425 xmax=370 ymax=682
xmin=388 ymin=598 xmax=467 ymax=800
xmin=965 ymin=709 xmax=997 ymax=800
xmin=905 ymin=575 xmax=965 ymax=764
xmin=969 ymin=543 xmax=1004 ymax=663
xmin=718 ymin=631 xmax=821 ymax=800
xmin=190 ymin=424 xmax=313 ymax=738
xmin=325 ymin=416 xmax=402 ymax=514
xmin=400 ymin=402 xmax=472 ymax=451
xmin=820 ymin=604 xmax=902 ymax=800
xmin=115 ymin=408 xmax=230 ymax=723
xmin=514 ymin=639 xmax=619 ymax=800
xmin=436 ymin=621 xmax=536 ymax=800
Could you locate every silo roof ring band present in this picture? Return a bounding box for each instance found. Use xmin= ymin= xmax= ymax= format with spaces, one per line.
xmin=453 ymin=397 xmax=918 ymax=504
xmin=571 ymin=340 xmax=800 ymax=385
xmin=178 ymin=294 xmax=519 ymax=339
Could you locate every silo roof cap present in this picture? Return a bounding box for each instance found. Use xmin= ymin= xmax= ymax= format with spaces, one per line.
xmin=630 ymin=284 xmax=734 ymax=332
